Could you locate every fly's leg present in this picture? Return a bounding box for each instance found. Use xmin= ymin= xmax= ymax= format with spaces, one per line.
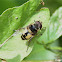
xmin=18 ymin=28 xmax=25 ymax=31
xmin=13 ymin=27 xmax=25 ymax=35
xmin=13 ymin=27 xmax=25 ymax=32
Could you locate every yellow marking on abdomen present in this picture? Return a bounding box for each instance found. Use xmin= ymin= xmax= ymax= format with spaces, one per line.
xmin=26 ymin=33 xmax=33 ymax=39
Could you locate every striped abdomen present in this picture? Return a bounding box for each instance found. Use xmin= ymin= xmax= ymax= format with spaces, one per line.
xmin=21 ymin=32 xmax=33 ymax=40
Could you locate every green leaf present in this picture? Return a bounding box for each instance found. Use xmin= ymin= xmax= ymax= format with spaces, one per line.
xmin=0 ymin=0 xmax=50 ymax=62
xmin=0 ymin=0 xmax=42 ymax=62
xmin=24 ymin=42 xmax=56 ymax=60
xmin=0 ymin=8 xmax=50 ymax=62
xmin=38 ymin=7 xmax=62 ymax=44
xmin=24 ymin=7 xmax=62 ymax=61
xmin=0 ymin=59 xmax=1 ymax=62
xmin=0 ymin=0 xmax=41 ymax=43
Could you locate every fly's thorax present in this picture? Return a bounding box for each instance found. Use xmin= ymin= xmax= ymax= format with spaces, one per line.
xmin=27 ymin=26 xmax=33 ymax=34
xmin=28 ymin=24 xmax=37 ymax=35
xmin=21 ymin=21 xmax=42 ymax=40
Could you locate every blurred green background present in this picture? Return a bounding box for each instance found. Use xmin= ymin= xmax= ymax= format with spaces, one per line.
xmin=0 ymin=0 xmax=62 ymax=47
xmin=0 ymin=0 xmax=62 ymax=15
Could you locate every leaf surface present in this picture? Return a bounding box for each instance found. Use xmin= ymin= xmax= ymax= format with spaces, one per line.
xmin=24 ymin=7 xmax=62 ymax=60
xmin=38 ymin=7 xmax=62 ymax=44
xmin=0 ymin=0 xmax=43 ymax=62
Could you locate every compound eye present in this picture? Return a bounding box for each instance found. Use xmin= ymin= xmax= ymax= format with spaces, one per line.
xmin=40 ymin=24 xmax=42 ymax=29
